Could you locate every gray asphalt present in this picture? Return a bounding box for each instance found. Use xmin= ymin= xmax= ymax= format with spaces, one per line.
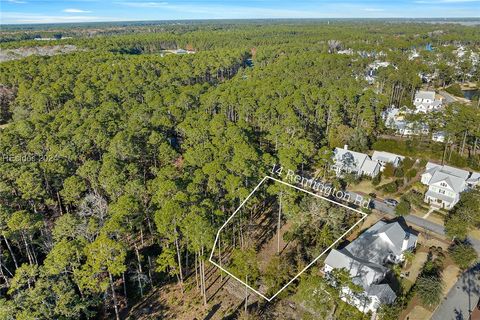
xmin=431 ymin=264 xmax=480 ymax=320
xmin=347 ymin=191 xmax=480 ymax=320
xmin=348 ymin=191 xmax=480 ymax=254
xmin=439 ymin=90 xmax=458 ymax=104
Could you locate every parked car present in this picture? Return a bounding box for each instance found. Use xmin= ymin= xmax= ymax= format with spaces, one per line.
xmin=384 ymin=198 xmax=399 ymax=207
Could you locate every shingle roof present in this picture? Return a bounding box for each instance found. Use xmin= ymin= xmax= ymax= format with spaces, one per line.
xmin=324 ymin=220 xmax=418 ymax=307
xmin=372 ymin=151 xmax=405 ymax=164
xmin=345 ymin=221 xmax=417 ymax=263
xmin=415 ymin=90 xmax=436 ymax=101
xmin=334 ymin=148 xmax=368 ymax=171
xmin=333 ymin=148 xmax=379 ymax=176
xmin=426 ymin=190 xmax=456 ymax=203
xmin=429 ymin=171 xmax=466 ymax=193
xmin=368 ymin=284 xmax=397 ymax=304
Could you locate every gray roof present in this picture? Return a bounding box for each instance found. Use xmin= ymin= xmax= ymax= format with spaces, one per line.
xmin=429 ymin=171 xmax=466 ymax=193
xmin=372 ymin=151 xmax=405 ymax=164
xmin=368 ymin=284 xmax=397 ymax=304
xmin=362 ymin=158 xmax=380 ymax=174
xmin=324 ymin=249 xmax=387 ymax=289
xmin=423 ymin=162 xmax=471 ymax=192
xmin=415 ymin=90 xmax=436 ymax=101
xmin=334 ymin=148 xmax=369 ymax=173
xmin=426 ymin=190 xmax=456 ymax=203
xmin=333 ymin=147 xmax=379 ymax=175
xmin=324 ymin=220 xmax=419 ymax=306
xmin=345 ymin=220 xmax=417 ymax=263
xmin=467 ymin=172 xmax=480 ymax=185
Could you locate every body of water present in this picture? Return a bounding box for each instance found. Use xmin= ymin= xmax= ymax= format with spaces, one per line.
xmin=463 ymin=89 xmax=479 ymax=100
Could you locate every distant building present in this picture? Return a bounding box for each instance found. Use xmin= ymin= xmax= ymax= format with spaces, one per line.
xmin=432 ymin=131 xmax=447 ymax=143
xmin=365 ymin=61 xmax=392 ymax=84
xmin=371 ymin=151 xmax=405 ymax=171
xmin=324 ymin=220 xmax=418 ymax=313
xmin=421 ymin=162 xmax=479 ymax=209
xmin=413 ymin=90 xmax=443 ymax=113
xmin=382 ymin=107 xmax=429 ymax=136
xmin=332 ymin=146 xmax=380 ymax=178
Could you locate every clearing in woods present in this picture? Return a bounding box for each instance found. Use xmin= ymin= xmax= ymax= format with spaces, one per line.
xmin=209 ymin=176 xmax=366 ymax=301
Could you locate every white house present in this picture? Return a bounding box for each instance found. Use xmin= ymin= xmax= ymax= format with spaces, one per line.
xmin=324 ymin=220 xmax=418 ymax=313
xmin=383 ymin=107 xmax=429 ymax=136
xmin=421 ymin=162 xmax=479 ymax=209
xmin=413 ymin=90 xmax=443 ymax=113
xmin=371 ymin=151 xmax=405 ymax=171
xmin=432 ymin=131 xmax=447 ymax=143
xmin=332 ymin=146 xmax=380 ymax=178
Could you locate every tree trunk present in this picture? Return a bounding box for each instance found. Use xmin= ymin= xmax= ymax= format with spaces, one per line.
xmin=461 ymin=130 xmax=468 ymax=155
xmin=195 ymin=252 xmax=199 ymax=291
xmin=174 ymin=235 xmax=184 ymax=292
xmin=3 ymin=234 xmax=18 ymax=269
xmin=202 ymin=252 xmax=207 ymax=306
xmin=109 ymin=272 xmax=120 ymax=320
xmin=277 ymin=193 xmax=282 ymax=254
xmin=244 ymin=275 xmax=248 ymax=314
xmin=122 ymin=272 xmax=128 ymax=306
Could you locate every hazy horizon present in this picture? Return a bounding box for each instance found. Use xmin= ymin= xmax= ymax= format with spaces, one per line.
xmin=1 ymin=0 xmax=479 ymax=25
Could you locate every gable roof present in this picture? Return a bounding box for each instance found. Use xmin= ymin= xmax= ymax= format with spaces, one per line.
xmin=345 ymin=220 xmax=417 ymax=264
xmin=362 ymin=158 xmax=380 ymax=174
xmin=324 ymin=249 xmax=387 ymax=289
xmin=324 ymin=220 xmax=418 ymax=306
xmin=429 ymin=171 xmax=466 ymax=193
xmin=372 ymin=151 xmax=405 ymax=164
xmin=415 ymin=90 xmax=435 ymax=101
xmin=334 ymin=148 xmax=369 ymax=172
xmin=422 ymin=162 xmax=473 ymax=193
xmin=333 ymin=147 xmax=379 ymax=175
xmin=368 ymin=284 xmax=397 ymax=304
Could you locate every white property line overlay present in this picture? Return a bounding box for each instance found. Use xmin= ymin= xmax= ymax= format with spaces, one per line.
xmin=208 ymin=175 xmax=367 ymax=302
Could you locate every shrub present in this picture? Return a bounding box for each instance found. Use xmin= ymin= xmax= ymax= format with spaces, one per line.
xmin=419 ymin=158 xmax=428 ymax=168
xmin=395 ymin=199 xmax=411 ymax=216
xmin=394 ymin=167 xmax=404 ymax=178
xmin=382 ymin=181 xmax=398 ymax=193
xmin=445 ymin=83 xmax=463 ymax=97
xmin=372 ymin=173 xmax=382 ymax=186
xmin=383 ymin=163 xmax=395 ymax=178
xmin=406 ymin=168 xmax=417 ymax=180
xmin=449 ymin=242 xmax=478 ymax=270
xmin=416 ymin=275 xmax=443 ymax=307
xmin=401 ymin=157 xmax=415 ymax=171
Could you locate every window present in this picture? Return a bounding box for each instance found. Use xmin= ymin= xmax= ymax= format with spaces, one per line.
xmin=440 ymin=182 xmax=447 ymax=187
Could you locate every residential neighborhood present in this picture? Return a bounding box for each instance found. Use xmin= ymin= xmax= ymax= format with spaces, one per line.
xmin=1 ymin=12 xmax=479 ymax=320
xmin=324 ymin=220 xmax=417 ymax=313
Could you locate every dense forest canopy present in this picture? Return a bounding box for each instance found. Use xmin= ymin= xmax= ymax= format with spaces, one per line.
xmin=0 ymin=20 xmax=479 ymax=319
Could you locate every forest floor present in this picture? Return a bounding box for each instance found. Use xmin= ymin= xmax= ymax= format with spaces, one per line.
xmin=126 ymin=263 xmax=248 ymax=319
xmin=256 ymin=219 xmax=295 ymax=274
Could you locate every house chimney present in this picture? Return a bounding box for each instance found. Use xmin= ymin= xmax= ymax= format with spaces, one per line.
xmin=344 ymin=144 xmax=348 ymax=150
xmin=402 ymin=234 xmax=410 ymax=251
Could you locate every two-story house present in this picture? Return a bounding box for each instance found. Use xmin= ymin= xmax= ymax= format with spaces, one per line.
xmin=413 ymin=90 xmax=443 ymax=113
xmin=324 ymin=220 xmax=418 ymax=313
xmin=421 ymin=162 xmax=479 ymax=209
xmin=331 ymin=146 xmax=380 ymax=178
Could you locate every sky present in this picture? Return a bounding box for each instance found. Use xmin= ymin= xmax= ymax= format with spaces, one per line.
xmin=1 ymin=0 xmax=479 ymax=24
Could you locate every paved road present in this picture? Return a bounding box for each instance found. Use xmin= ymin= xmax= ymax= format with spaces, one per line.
xmin=431 ymin=264 xmax=480 ymax=320
xmin=348 ymin=191 xmax=480 ymax=319
xmin=347 ymin=191 xmax=480 ymax=254
xmin=439 ymin=90 xmax=458 ymax=104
